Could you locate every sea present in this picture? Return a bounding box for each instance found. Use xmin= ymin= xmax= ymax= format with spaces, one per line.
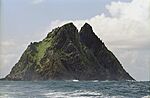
xmin=0 ymin=80 xmax=149 ymax=98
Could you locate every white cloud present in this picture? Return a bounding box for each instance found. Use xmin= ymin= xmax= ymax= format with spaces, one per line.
xmin=106 ymin=0 xmax=150 ymax=21
xmin=0 ymin=40 xmax=27 ymax=78
xmin=32 ymin=0 xmax=46 ymax=4
xmin=48 ymin=0 xmax=150 ymax=80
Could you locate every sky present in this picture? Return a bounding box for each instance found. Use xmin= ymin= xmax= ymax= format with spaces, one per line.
xmin=0 ymin=0 xmax=150 ymax=81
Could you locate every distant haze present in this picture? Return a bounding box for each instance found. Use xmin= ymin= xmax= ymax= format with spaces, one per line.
xmin=0 ymin=0 xmax=150 ymax=81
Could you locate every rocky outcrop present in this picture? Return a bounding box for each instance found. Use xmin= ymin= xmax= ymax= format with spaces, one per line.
xmin=4 ymin=23 xmax=134 ymax=80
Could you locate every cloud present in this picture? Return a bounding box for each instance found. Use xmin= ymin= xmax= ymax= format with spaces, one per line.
xmin=0 ymin=40 xmax=27 ymax=78
xmin=32 ymin=0 xmax=46 ymax=4
xmin=48 ymin=0 xmax=150 ymax=80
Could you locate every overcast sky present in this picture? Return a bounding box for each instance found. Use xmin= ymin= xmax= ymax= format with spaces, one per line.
xmin=0 ymin=0 xmax=150 ymax=81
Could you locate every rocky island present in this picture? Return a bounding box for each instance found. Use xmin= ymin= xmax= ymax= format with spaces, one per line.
xmin=4 ymin=23 xmax=134 ymax=81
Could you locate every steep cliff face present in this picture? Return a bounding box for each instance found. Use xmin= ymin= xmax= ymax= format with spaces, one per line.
xmin=79 ymin=23 xmax=133 ymax=80
xmin=5 ymin=23 xmax=134 ymax=80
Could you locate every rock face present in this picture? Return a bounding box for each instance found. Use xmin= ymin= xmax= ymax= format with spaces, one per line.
xmin=5 ymin=23 xmax=134 ymax=80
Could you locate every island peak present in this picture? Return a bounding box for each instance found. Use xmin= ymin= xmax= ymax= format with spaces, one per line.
xmin=4 ymin=23 xmax=134 ymax=81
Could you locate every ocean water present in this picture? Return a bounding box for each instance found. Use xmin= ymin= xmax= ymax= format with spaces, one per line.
xmin=0 ymin=80 xmax=149 ymax=98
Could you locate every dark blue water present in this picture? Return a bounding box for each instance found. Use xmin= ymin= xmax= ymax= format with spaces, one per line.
xmin=0 ymin=80 xmax=149 ymax=98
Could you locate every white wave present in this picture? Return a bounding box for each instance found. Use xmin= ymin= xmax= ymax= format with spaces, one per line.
xmin=43 ymin=90 xmax=102 ymax=98
xmin=71 ymin=90 xmax=102 ymax=96
xmin=126 ymin=80 xmax=136 ymax=82
xmin=64 ymin=80 xmax=80 ymax=82
xmin=92 ymin=80 xmax=99 ymax=82
xmin=142 ymin=95 xmax=150 ymax=98
xmin=43 ymin=89 xmax=126 ymax=98
xmin=101 ymin=80 xmax=109 ymax=82
xmin=72 ymin=80 xmax=79 ymax=82
xmin=109 ymin=96 xmax=125 ymax=98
